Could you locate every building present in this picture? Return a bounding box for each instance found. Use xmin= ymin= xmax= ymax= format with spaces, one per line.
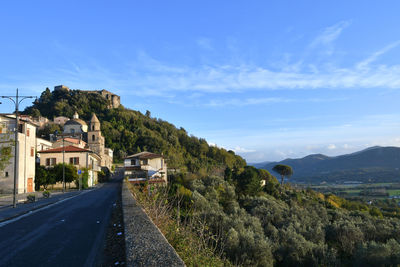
xmin=62 ymin=112 xmax=113 ymax=170
xmin=63 ymin=112 xmax=88 ymax=138
xmin=37 ymin=145 xmax=101 ymax=187
xmin=124 ymin=152 xmax=167 ymax=184
xmin=52 ymin=137 xmax=86 ymax=149
xmin=36 ymin=137 xmax=53 ymax=152
xmin=0 ymin=115 xmax=37 ymax=194
xmin=54 ymin=85 xmax=120 ymax=109
xmin=53 ymin=116 xmax=69 ymax=126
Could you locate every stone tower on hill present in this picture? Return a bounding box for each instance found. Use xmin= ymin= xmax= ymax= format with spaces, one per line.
xmin=54 ymin=85 xmax=120 ymax=109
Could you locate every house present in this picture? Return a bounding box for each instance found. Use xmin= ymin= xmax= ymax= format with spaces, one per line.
xmin=53 ymin=116 xmax=70 ymax=126
xmin=0 ymin=114 xmax=37 ymax=193
xmin=124 ymin=152 xmax=167 ymax=184
xmin=52 ymin=137 xmax=86 ymax=149
xmin=36 ymin=137 xmax=53 ymax=152
xmin=37 ymin=145 xmax=101 ymax=187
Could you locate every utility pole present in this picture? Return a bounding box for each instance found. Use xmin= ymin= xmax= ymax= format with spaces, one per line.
xmin=1 ymin=89 xmax=36 ymax=208
xmin=54 ymin=131 xmax=69 ymax=193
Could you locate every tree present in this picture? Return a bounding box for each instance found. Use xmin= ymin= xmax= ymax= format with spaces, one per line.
xmin=259 ymin=169 xmax=274 ymax=184
xmin=53 ymin=163 xmax=78 ymax=184
xmin=235 ymin=166 xmax=263 ymax=196
xmin=35 ymin=164 xmax=56 ymax=190
xmin=272 ymin=164 xmax=293 ymax=185
xmin=0 ymin=123 xmax=14 ymax=172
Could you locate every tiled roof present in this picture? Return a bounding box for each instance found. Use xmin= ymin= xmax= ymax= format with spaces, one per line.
xmin=63 ymin=137 xmax=81 ymax=144
xmin=38 ymin=145 xmax=91 ymax=153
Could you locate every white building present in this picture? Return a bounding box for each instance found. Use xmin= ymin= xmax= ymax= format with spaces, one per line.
xmin=124 ymin=152 xmax=167 ymax=184
xmin=0 ymin=115 xmax=37 ymax=193
xmin=37 ymin=145 xmax=101 ymax=187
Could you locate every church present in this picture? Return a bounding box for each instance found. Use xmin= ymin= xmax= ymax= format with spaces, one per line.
xmin=62 ymin=112 xmax=113 ymax=170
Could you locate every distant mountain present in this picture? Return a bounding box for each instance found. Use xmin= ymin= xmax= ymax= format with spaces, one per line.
xmin=257 ymin=146 xmax=400 ymax=184
xmin=250 ymin=161 xmax=271 ymax=169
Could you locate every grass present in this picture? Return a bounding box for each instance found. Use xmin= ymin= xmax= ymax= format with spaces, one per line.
xmin=388 ymin=189 xmax=400 ymax=196
xmin=126 ymin=182 xmax=232 ymax=267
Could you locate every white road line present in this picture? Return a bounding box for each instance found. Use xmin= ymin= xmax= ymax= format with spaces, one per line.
xmin=0 ymin=190 xmax=92 ymax=228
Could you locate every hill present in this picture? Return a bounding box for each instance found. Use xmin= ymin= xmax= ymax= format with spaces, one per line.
xmin=255 ymin=146 xmax=400 ymax=183
xmin=23 ymin=87 xmax=246 ymax=172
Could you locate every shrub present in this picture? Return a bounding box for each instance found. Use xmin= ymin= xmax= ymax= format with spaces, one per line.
xmin=42 ymin=190 xmax=50 ymax=198
xmin=26 ymin=194 xmax=36 ymax=203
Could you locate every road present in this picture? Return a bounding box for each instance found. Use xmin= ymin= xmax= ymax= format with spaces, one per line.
xmin=0 ymin=174 xmax=122 ymax=267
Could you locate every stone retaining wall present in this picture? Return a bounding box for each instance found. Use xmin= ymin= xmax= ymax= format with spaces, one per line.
xmin=121 ymin=181 xmax=185 ymax=266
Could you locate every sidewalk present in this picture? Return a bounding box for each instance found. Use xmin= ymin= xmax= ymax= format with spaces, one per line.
xmin=0 ymin=190 xmax=85 ymax=223
xmin=0 ymin=190 xmax=74 ymax=208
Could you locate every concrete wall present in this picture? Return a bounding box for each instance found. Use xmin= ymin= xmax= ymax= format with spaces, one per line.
xmin=0 ymin=119 xmax=36 ymax=194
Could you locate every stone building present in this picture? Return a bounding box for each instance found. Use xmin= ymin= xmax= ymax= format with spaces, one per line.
xmin=54 ymin=85 xmax=120 ymax=109
xmin=63 ymin=112 xmax=113 ymax=170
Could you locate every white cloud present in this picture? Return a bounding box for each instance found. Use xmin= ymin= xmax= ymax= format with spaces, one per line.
xmin=327 ymin=144 xmax=336 ymax=150
xmin=356 ymin=40 xmax=400 ymax=69
xmin=232 ymin=146 xmax=256 ymax=153
xmin=310 ymin=20 xmax=351 ymax=48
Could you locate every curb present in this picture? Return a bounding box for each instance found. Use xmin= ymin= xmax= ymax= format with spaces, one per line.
xmin=121 ymin=180 xmax=185 ymax=267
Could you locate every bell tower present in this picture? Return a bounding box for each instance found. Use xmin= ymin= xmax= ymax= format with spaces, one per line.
xmin=88 ymin=113 xmax=105 ymax=161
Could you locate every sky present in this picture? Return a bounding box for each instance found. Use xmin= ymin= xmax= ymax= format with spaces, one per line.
xmin=1 ymin=1 xmax=400 ymax=163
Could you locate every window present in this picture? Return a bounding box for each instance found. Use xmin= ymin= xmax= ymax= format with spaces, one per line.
xmin=92 ymin=135 xmax=95 ymax=141
xmin=5 ymin=172 xmax=8 ymax=177
xmin=30 ymin=147 xmax=34 ymax=157
xmin=27 ymin=128 xmax=30 ymax=137
xmin=71 ymin=129 xmax=75 ymax=135
xmin=46 ymin=158 xmax=56 ymax=166
xmin=131 ymin=159 xmax=136 ymax=166
xmin=69 ymin=157 xmax=79 ymax=165
xmin=140 ymin=159 xmax=148 ymax=165
xmin=18 ymin=124 xmax=23 ymax=133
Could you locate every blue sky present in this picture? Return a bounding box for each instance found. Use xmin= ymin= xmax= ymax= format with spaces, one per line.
xmin=1 ymin=1 xmax=400 ymax=162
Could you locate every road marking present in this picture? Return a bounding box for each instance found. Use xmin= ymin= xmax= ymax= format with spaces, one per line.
xmin=0 ymin=190 xmax=92 ymax=228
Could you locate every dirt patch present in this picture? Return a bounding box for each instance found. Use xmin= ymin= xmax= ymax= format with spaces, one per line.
xmin=100 ymin=187 xmax=126 ymax=266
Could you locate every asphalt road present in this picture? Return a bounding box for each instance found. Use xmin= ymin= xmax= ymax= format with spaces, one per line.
xmin=0 ymin=175 xmax=122 ymax=267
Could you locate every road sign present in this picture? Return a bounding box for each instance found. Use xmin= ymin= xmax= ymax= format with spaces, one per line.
xmin=78 ymin=169 xmax=82 ymax=175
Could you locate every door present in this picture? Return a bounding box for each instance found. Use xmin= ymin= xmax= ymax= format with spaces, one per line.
xmin=27 ymin=178 xmax=33 ymax=193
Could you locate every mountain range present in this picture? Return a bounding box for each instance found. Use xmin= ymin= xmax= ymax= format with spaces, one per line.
xmin=253 ymin=146 xmax=400 ymax=184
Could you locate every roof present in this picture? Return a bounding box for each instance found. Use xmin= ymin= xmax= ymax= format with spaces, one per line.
xmin=90 ymin=113 xmax=100 ymax=123
xmin=125 ymin=151 xmax=163 ymax=160
xmin=38 ymin=145 xmax=92 ymax=153
xmin=63 ymin=137 xmax=81 ymax=144
xmin=64 ymin=118 xmax=87 ymax=126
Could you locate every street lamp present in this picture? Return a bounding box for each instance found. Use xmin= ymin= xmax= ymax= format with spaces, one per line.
xmin=54 ymin=130 xmax=66 ymax=193
xmin=1 ymin=89 xmax=36 ymax=208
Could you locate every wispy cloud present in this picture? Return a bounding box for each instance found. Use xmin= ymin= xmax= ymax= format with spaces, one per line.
xmin=356 ymin=40 xmax=400 ymax=69
xmin=4 ymin=21 xmax=400 ymax=102
xmin=204 ymin=96 xmax=346 ymax=107
xmin=310 ymin=20 xmax=351 ymax=48
xmin=196 ymin=37 xmax=214 ymax=50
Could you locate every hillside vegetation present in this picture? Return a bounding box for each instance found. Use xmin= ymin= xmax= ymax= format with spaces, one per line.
xmin=25 ymin=87 xmax=400 ymax=266
xmin=24 ymin=87 xmax=246 ymax=172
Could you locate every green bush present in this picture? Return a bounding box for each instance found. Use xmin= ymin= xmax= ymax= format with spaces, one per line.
xmin=42 ymin=190 xmax=50 ymax=198
xmin=26 ymin=194 xmax=36 ymax=203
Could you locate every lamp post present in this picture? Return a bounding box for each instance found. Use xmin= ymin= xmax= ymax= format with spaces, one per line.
xmin=54 ymin=131 xmax=66 ymax=193
xmin=1 ymin=89 xmax=36 ymax=208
